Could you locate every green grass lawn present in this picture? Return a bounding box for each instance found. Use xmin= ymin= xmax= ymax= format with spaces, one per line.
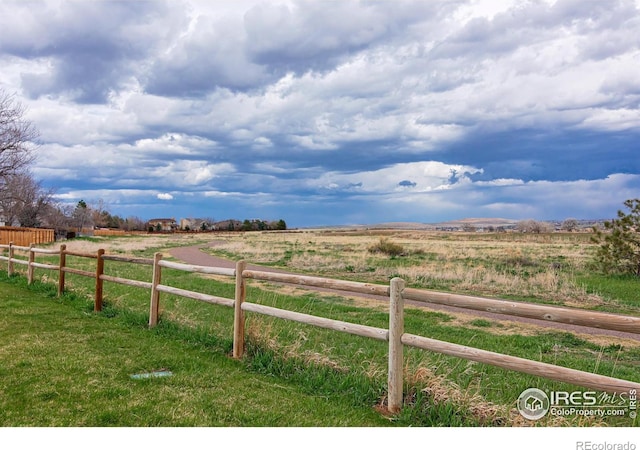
xmin=0 ymin=278 xmax=391 ymax=427
xmin=577 ymin=274 xmax=640 ymax=311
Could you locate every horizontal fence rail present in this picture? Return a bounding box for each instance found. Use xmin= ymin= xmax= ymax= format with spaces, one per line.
xmin=241 ymin=301 xmax=390 ymax=341
xmin=61 ymin=267 xmax=95 ymax=278
xmin=158 ymin=259 xmax=235 ymax=277
xmin=243 ymin=269 xmax=390 ymax=297
xmin=156 ymin=284 xmax=235 ymax=308
xmin=30 ymin=261 xmax=58 ymax=270
xmin=63 ymin=250 xmax=98 ymax=259
xmin=101 ymin=255 xmax=154 ymax=265
xmin=99 ymin=274 xmax=153 ymax=290
xmin=2 ymin=243 xmax=640 ymax=415
xmin=32 ymin=248 xmax=60 ymax=255
xmin=9 ymin=257 xmax=29 ymax=266
xmin=401 ymin=333 xmax=640 ymax=394
xmin=403 ymin=288 xmax=640 ymax=335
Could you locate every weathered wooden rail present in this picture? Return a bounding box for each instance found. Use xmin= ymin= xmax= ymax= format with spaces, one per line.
xmin=402 ymin=288 xmax=640 ymax=335
xmin=2 ymin=241 xmax=640 ymax=414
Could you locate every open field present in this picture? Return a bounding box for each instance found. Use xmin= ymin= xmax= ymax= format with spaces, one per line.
xmin=1 ymin=229 xmax=639 ymax=427
xmin=200 ymin=229 xmax=638 ymax=314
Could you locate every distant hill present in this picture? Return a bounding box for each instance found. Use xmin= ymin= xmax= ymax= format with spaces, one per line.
xmin=307 ymin=217 xmax=605 ymax=231
xmin=433 ymin=218 xmax=517 ymax=229
xmin=364 ymin=222 xmax=435 ymax=230
xmin=341 ymin=218 xmax=518 ymax=230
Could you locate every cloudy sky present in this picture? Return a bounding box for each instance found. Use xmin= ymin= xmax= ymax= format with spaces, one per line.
xmin=1 ymin=0 xmax=639 ymax=227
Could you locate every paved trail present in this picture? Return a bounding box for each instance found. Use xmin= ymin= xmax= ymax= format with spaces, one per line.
xmin=168 ymin=242 xmax=640 ymax=343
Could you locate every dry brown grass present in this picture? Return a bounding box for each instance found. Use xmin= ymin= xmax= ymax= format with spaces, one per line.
xmin=204 ymin=230 xmax=604 ymax=307
xmin=404 ymin=364 xmax=606 ymax=427
xmin=41 ymin=233 xmax=215 ymax=256
xmin=405 ymin=365 xmax=510 ymax=425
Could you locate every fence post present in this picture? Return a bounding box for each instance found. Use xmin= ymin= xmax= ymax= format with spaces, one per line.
xmin=8 ymin=242 xmax=14 ymax=276
xmin=95 ymin=249 xmax=105 ymax=312
xmin=388 ymin=277 xmax=406 ymax=413
xmin=27 ymin=243 xmax=35 ymax=284
xmin=58 ymin=244 xmax=66 ymax=297
xmin=149 ymin=252 xmax=163 ymax=327
xmin=233 ymin=260 xmax=247 ymax=359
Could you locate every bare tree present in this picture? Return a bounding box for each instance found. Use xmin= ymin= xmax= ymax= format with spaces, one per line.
xmin=561 ymin=218 xmax=579 ymax=232
xmin=461 ymin=222 xmax=477 ymax=232
xmin=0 ymin=90 xmax=38 ymax=179
xmin=515 ymin=220 xmax=535 ymax=233
xmin=42 ymin=202 xmax=74 ymax=233
xmin=90 ymin=199 xmax=111 ymax=228
xmin=516 ymin=219 xmax=553 ymax=234
xmin=124 ymin=216 xmax=146 ymax=231
xmin=0 ymin=170 xmax=52 ymax=227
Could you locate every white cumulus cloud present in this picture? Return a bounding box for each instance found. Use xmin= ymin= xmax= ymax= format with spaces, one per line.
xmin=157 ymin=193 xmax=174 ymax=200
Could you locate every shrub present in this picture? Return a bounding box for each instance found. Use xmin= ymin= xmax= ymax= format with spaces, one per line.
xmin=368 ymin=238 xmax=405 ymax=257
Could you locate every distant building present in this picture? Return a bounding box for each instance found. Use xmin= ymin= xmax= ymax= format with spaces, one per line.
xmin=147 ymin=218 xmax=178 ymax=232
xmin=180 ymin=218 xmax=215 ymax=231
xmin=180 ymin=218 xmax=194 ymax=230
xmin=0 ymin=215 xmax=19 ymax=227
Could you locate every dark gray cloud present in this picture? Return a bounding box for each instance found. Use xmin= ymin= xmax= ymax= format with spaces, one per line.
xmin=243 ymin=1 xmax=439 ymax=71
xmin=432 ymin=0 xmax=640 ymax=61
xmin=144 ymin=14 xmax=268 ymax=96
xmin=436 ymin=128 xmax=640 ymax=183
xmin=146 ymin=0 xmax=451 ymax=96
xmin=1 ymin=0 xmax=185 ymax=103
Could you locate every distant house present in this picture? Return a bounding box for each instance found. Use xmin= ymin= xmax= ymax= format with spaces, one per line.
xmin=180 ymin=218 xmax=194 ymax=230
xmin=0 ymin=215 xmax=18 ymax=227
xmin=147 ymin=218 xmax=178 ymax=232
xmin=180 ymin=218 xmax=214 ymax=231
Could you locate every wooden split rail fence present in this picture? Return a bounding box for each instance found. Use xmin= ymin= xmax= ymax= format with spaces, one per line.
xmin=2 ymin=242 xmax=640 ymax=413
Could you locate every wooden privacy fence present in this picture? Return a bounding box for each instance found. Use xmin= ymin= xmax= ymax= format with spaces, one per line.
xmin=2 ymin=242 xmax=640 ymax=413
xmin=0 ymin=227 xmax=54 ymax=246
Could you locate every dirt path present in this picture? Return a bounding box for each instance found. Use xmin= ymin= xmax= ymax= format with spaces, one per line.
xmin=168 ymin=242 xmax=640 ymax=344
